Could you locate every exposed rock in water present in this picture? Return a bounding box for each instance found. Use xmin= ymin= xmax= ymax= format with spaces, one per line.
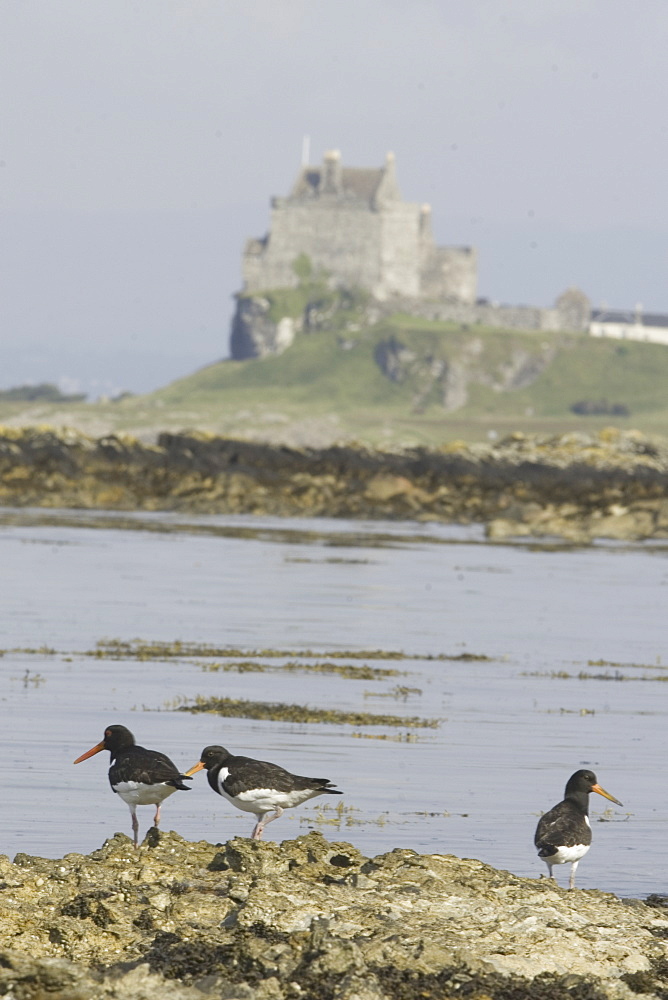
xmin=0 ymin=830 xmax=666 ymax=999
xmin=2 ymin=425 xmax=668 ymax=542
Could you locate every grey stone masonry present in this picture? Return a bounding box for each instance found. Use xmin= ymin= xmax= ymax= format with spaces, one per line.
xmin=242 ymin=150 xmax=477 ymax=303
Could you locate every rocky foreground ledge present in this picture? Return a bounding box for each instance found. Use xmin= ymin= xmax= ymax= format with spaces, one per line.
xmin=1 ymin=426 xmax=668 ymax=542
xmin=0 ymin=830 xmax=665 ymax=1000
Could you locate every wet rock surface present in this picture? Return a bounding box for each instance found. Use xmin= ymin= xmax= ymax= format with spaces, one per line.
xmin=0 ymin=830 xmax=665 ymax=999
xmin=1 ymin=426 xmax=668 ymax=543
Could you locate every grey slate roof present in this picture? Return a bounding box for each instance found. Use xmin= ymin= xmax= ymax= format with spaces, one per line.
xmin=290 ymin=166 xmax=384 ymax=202
xmin=591 ymin=309 xmax=668 ymax=328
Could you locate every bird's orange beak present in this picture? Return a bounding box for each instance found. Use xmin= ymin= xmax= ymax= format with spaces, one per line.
xmin=592 ymin=783 xmax=623 ymax=807
xmin=184 ymin=761 xmax=205 ymax=776
xmin=73 ymin=741 xmax=106 ymax=764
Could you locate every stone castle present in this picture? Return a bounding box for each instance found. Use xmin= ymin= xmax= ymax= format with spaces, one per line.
xmin=242 ymin=150 xmax=476 ymax=304
xmin=232 ymin=150 xmax=666 ymax=360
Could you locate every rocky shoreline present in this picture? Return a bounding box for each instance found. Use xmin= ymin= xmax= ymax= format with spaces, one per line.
xmin=1 ymin=425 xmax=668 ymax=542
xmin=1 ymin=829 xmax=667 ymax=1000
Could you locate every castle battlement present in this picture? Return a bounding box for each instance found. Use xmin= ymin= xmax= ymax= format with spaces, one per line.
xmin=242 ymin=151 xmax=477 ymax=304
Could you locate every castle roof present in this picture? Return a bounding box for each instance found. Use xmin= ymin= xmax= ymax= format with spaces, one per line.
xmin=287 ymin=151 xmax=401 ymax=206
xmin=291 ymin=165 xmax=384 ymax=202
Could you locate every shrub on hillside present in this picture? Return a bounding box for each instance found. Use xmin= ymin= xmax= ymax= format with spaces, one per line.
xmin=570 ymin=399 xmax=630 ymax=417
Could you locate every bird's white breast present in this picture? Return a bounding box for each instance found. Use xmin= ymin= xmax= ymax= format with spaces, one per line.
xmin=112 ymin=781 xmax=177 ymax=807
xmin=545 ymin=842 xmax=591 ymax=865
xmin=216 ymin=766 xmax=231 ymax=790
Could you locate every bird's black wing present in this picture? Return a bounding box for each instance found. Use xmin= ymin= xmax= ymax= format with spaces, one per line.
xmin=221 ymin=755 xmax=340 ymax=797
xmin=535 ymin=801 xmax=590 ymax=854
xmin=294 ymin=775 xmax=342 ymax=794
xmin=110 ymin=746 xmax=192 ymax=790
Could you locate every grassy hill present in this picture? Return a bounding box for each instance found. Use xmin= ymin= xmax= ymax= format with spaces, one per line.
xmin=146 ymin=316 xmax=668 ymax=441
xmin=3 ymin=315 xmax=668 ymax=447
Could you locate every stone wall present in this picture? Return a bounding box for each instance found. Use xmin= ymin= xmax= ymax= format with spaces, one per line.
xmin=260 ymin=201 xmax=385 ymax=294
xmin=423 ymin=246 xmax=478 ymax=304
xmin=368 ymin=296 xmax=585 ymax=333
xmin=378 ymin=203 xmax=421 ymax=298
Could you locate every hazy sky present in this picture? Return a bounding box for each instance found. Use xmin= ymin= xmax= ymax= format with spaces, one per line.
xmin=2 ymin=1 xmax=667 ymax=396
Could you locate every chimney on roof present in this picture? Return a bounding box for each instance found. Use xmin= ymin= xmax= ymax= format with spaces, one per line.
xmin=322 ymin=149 xmax=342 ymax=195
xmin=634 ymin=302 xmax=643 ymax=325
xmin=420 ymin=202 xmax=432 ymax=233
xmin=384 ymin=150 xmax=396 ymax=182
xmin=373 ymin=150 xmax=401 ymax=205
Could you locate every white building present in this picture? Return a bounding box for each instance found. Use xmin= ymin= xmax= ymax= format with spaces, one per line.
xmin=589 ymin=306 xmax=668 ymax=346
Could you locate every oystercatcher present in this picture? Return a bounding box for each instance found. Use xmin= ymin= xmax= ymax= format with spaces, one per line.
xmin=534 ymin=768 xmax=623 ymax=889
xmin=185 ymin=745 xmax=342 ymax=840
xmin=73 ymin=724 xmax=192 ymax=847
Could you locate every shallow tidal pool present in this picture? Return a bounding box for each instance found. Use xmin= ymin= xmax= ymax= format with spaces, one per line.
xmin=1 ymin=506 xmax=667 ymax=899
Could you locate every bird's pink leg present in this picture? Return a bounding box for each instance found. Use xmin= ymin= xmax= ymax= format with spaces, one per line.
xmin=251 ymin=807 xmax=283 ymax=839
xmin=263 ymin=807 xmax=284 ymax=828
xmin=130 ymin=808 xmax=139 ymax=849
xmin=569 ymin=861 xmax=579 ymax=890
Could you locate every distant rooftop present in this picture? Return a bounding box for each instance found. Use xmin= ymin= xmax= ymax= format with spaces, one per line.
xmin=591 ymin=308 xmax=668 ymax=328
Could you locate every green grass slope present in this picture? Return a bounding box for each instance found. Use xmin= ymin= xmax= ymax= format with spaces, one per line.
xmin=463 ymin=337 xmax=668 ymax=417
xmin=151 ymin=316 xmax=668 ymax=424
xmin=3 ymin=316 xmax=668 ymax=447
xmin=153 ymin=330 xmax=406 ymax=411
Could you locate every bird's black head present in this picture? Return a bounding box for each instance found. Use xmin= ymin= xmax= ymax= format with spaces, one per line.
xmin=184 ymin=745 xmax=231 ymax=778
xmin=564 ymin=768 xmax=622 ymax=807
xmin=73 ymin=724 xmax=136 ymax=766
xmin=565 ymin=769 xmax=598 ymax=795
xmin=198 ymin=745 xmax=231 ymax=770
xmin=102 ymin=725 xmax=136 ymax=752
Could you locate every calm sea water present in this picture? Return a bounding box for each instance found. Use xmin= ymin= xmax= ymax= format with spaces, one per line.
xmin=1 ymin=506 xmax=667 ymax=899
